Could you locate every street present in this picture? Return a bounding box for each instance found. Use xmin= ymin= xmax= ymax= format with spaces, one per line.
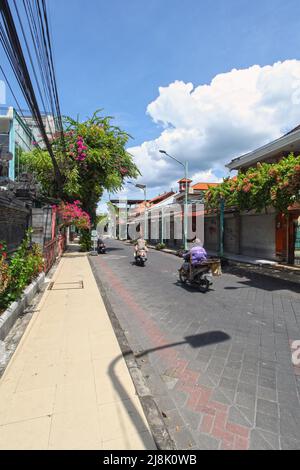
xmin=90 ymin=239 xmax=300 ymax=450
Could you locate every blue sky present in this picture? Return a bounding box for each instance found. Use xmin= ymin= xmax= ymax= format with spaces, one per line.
xmin=47 ymin=0 xmax=300 ymax=145
xmin=2 ymin=0 xmax=300 ymax=202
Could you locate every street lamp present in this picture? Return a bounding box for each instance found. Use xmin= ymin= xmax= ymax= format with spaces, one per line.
xmin=159 ymin=150 xmax=189 ymax=250
xmin=128 ymin=181 xmax=148 ymax=239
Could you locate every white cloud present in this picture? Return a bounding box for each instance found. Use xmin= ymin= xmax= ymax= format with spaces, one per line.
xmin=128 ymin=60 xmax=300 ymax=193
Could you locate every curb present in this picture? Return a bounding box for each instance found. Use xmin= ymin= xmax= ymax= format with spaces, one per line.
xmin=0 ymin=273 xmax=45 ymax=342
xmin=225 ymin=260 xmax=300 ymax=288
xmin=88 ymin=256 xmax=176 ymax=451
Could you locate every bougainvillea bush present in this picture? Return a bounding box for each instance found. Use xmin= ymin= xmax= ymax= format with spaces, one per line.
xmin=56 ymin=200 xmax=91 ymax=231
xmin=0 ymin=230 xmax=44 ymax=313
xmin=55 ymin=200 xmax=91 ymax=251
xmin=206 ymin=153 xmax=300 ymax=213
xmin=0 ymin=242 xmax=10 ymax=298
xmin=20 ymin=110 xmax=140 ymax=223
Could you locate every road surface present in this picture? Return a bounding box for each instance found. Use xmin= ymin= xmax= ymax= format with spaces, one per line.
xmin=90 ymin=239 xmax=300 ymax=450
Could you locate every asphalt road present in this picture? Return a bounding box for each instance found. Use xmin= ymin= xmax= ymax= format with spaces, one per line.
xmin=90 ymin=239 xmax=300 ymax=450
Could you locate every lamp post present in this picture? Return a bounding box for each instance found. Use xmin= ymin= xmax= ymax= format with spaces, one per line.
xmin=219 ymin=197 xmax=225 ymax=258
xmin=128 ymin=182 xmax=147 ymax=239
xmin=159 ymin=150 xmax=188 ymax=250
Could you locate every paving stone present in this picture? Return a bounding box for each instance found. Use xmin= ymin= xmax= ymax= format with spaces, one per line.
xmin=162 ymin=408 xmax=185 ymax=431
xmin=171 ymin=389 xmax=188 ymax=408
xmin=156 ymin=395 xmax=177 ymax=413
xmin=237 ymin=382 xmax=257 ymax=396
xmin=279 ymin=407 xmax=300 ymax=441
xmin=256 ymin=386 xmax=277 ymax=403
xmin=196 ymin=432 xmax=220 ymax=450
xmin=280 ymin=437 xmax=300 ymax=450
xmin=236 ymin=405 xmax=255 ymax=426
xmin=222 ymin=366 xmax=240 ymax=379
xmin=258 ymin=376 xmax=277 ymax=390
xmin=235 ymin=392 xmax=256 ymax=410
xmin=250 ymin=429 xmax=274 ymax=450
xmin=226 ymin=361 xmax=243 ymax=371
xmin=228 ymin=406 xmax=252 ymax=427
xmin=219 ymin=377 xmax=238 ymax=391
xmin=171 ymin=426 xmax=197 ymax=450
xmin=239 ymin=371 xmax=257 ymax=385
xmin=197 ymin=373 xmax=219 ymax=388
xmin=181 ymin=407 xmax=202 ymax=431
xmin=211 ymin=388 xmax=233 ymax=406
xmin=218 ymin=387 xmax=236 ymax=402
xmin=256 ymin=412 xmax=279 ymax=433
xmin=256 ymin=398 xmax=278 ymax=417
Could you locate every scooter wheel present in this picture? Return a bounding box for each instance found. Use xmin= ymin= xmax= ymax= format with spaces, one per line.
xmin=199 ymin=279 xmax=210 ymax=292
xmin=179 ymin=270 xmax=188 ymax=284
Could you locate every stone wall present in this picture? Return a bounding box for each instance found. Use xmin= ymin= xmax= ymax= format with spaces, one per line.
xmin=203 ymin=210 xmax=276 ymax=260
xmin=0 ymin=194 xmax=30 ymax=252
xmin=31 ymin=206 xmax=53 ymax=246
xmin=240 ymin=211 xmax=276 ymax=260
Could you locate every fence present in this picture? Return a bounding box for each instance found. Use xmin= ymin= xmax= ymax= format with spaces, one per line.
xmin=43 ymin=234 xmax=66 ymax=273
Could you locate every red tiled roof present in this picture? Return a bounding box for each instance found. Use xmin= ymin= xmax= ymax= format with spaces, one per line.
xmin=178 ymin=178 xmax=193 ymax=183
xmin=192 ymin=182 xmax=219 ymax=190
xmin=149 ymin=191 xmax=175 ymax=205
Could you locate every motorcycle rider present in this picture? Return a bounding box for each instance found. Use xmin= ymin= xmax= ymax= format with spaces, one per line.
xmin=97 ymin=235 xmax=105 ymax=252
xmin=182 ymin=238 xmax=207 ymax=272
xmin=134 ymin=236 xmax=148 ymax=258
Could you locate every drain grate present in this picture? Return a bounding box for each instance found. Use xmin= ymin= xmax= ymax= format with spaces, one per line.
xmin=48 ymin=281 xmax=84 ymax=291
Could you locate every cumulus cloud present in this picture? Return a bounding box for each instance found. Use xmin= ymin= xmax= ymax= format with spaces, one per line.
xmin=128 ymin=60 xmax=300 ymax=192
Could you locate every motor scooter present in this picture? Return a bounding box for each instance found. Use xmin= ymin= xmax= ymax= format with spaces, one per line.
xmin=97 ymin=240 xmax=106 ymax=254
xmin=135 ymin=248 xmax=147 ymax=267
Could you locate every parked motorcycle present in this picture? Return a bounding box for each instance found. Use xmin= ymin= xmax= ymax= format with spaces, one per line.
xmin=135 ymin=249 xmax=147 ymax=267
xmin=179 ymin=261 xmax=214 ymax=292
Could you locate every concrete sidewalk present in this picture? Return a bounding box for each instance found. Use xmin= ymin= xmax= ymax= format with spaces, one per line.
xmin=0 ymin=248 xmax=155 ymax=450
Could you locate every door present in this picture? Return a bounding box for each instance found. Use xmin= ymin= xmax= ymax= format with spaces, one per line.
xmin=276 ymin=213 xmax=288 ymax=261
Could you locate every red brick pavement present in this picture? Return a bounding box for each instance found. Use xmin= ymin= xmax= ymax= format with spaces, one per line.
xmin=97 ymin=257 xmax=251 ymax=450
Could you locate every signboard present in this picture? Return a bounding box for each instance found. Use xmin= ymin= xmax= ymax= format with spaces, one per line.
xmin=91 ymin=230 xmax=98 ymax=237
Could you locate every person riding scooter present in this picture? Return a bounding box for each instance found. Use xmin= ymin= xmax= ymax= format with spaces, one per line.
xmin=134 ymin=236 xmax=148 ymax=256
xmin=182 ymin=238 xmax=207 ymax=272
xmin=97 ymin=237 xmax=106 ymax=254
xmin=134 ymin=236 xmax=148 ymax=265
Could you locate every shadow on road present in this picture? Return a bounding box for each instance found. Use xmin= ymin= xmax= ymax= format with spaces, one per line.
xmin=224 ymin=266 xmax=300 ymax=294
xmin=133 ymin=331 xmax=231 ymax=359
xmin=106 ymin=247 xmax=125 ymax=252
xmin=107 ymin=330 xmax=230 ymax=449
xmin=173 ymin=280 xmax=214 ymax=294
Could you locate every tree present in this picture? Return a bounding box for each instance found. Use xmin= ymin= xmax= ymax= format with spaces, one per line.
xmin=21 ymin=110 xmax=140 ymax=222
xmin=206 ymin=153 xmax=300 ymax=213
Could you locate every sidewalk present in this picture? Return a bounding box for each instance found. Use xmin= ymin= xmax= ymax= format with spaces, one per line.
xmin=0 ymin=246 xmax=155 ymax=450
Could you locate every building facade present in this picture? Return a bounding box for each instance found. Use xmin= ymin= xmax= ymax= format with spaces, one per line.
xmin=0 ymin=107 xmax=35 ymax=182
xmin=227 ymin=125 xmax=300 ymax=265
